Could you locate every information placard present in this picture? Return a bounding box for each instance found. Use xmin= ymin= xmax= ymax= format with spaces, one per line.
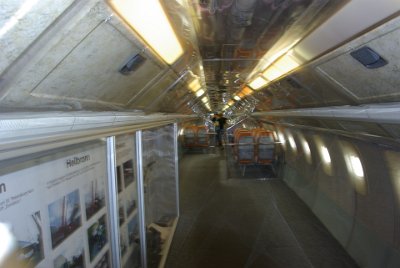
xmin=0 ymin=141 xmax=111 ymax=268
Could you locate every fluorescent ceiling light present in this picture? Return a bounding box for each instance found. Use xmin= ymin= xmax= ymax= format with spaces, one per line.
xmin=240 ymin=87 xmax=253 ymax=96
xmin=227 ymin=100 xmax=235 ymax=106
xmin=201 ymin=96 xmax=209 ymax=104
xmin=248 ymin=76 xmax=269 ymax=90
xmin=188 ymin=79 xmax=201 ymax=92
xmin=274 ymin=53 xmax=300 ymax=74
xmin=195 ymin=89 xmax=205 ymax=97
xmin=108 ymin=0 xmax=183 ymax=65
xmin=321 ymin=146 xmax=331 ymax=164
xmin=233 ymin=95 xmax=241 ymax=101
xmin=262 ymin=65 xmax=283 ymax=81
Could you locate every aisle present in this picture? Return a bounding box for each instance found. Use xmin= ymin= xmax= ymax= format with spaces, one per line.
xmin=165 ymin=151 xmax=358 ymax=268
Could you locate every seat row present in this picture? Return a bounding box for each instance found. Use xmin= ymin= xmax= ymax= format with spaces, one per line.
xmin=182 ymin=126 xmax=209 ymax=148
xmin=233 ymin=128 xmax=275 ymax=165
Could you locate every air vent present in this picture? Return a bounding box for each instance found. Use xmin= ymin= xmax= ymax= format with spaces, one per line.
xmin=119 ymin=54 xmax=146 ymax=75
xmin=350 ymin=46 xmax=387 ymax=69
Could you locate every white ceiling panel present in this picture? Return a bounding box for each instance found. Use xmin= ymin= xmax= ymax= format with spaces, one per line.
xmin=0 ymin=0 xmax=75 ymax=74
xmin=31 ymin=22 xmax=161 ymax=105
xmin=316 ymin=18 xmax=400 ymax=103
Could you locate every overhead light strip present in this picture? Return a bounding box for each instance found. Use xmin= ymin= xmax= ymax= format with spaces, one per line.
xmin=108 ymin=0 xmax=184 ymax=65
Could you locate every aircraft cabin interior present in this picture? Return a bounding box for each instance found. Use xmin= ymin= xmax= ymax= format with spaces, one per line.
xmin=1 ymin=0 xmax=400 ymax=267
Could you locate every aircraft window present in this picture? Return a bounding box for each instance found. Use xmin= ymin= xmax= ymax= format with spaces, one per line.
xmin=385 ymin=151 xmax=400 ymax=205
xmin=348 ymin=155 xmax=364 ymax=178
xmin=321 ymin=146 xmax=331 ymax=164
xmin=278 ymin=132 xmax=286 ymax=146
xmin=340 ymin=141 xmax=367 ymax=195
xmin=301 ymin=139 xmax=312 ymax=164
xmin=288 ymin=134 xmax=297 ymax=153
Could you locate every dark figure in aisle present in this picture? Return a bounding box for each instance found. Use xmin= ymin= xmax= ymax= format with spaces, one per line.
xmin=212 ymin=113 xmax=227 ymax=147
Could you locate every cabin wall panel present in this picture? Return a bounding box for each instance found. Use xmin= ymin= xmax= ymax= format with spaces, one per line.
xmin=278 ymin=125 xmax=400 ymax=267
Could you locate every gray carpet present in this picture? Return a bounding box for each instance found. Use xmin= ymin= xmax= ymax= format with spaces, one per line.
xmin=165 ymin=150 xmax=358 ymax=268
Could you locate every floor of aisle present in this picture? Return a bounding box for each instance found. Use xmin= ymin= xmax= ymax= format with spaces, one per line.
xmin=165 ymin=149 xmax=358 ymax=268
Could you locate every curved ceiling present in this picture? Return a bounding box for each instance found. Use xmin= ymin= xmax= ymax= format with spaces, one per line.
xmin=0 ymin=0 xmax=399 ymax=118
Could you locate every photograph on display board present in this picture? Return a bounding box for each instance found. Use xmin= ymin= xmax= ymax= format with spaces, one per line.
xmin=123 ymin=160 xmax=134 ymax=187
xmin=53 ymin=238 xmax=85 ymax=268
xmin=119 ymin=202 xmax=125 ymax=226
xmin=87 ymin=214 xmax=108 ymax=262
xmin=123 ymin=249 xmax=141 ymax=268
xmin=10 ymin=211 xmax=45 ymax=267
xmin=84 ymin=179 xmax=106 ymax=221
xmin=120 ymin=229 xmax=128 ymax=257
xmin=127 ymin=215 xmax=139 ymax=247
xmin=48 ymin=189 xmax=81 ymax=249
xmin=125 ymin=194 xmax=136 ymax=218
xmin=116 ymin=166 xmax=123 ymax=193
xmin=94 ymin=251 xmax=110 ymax=268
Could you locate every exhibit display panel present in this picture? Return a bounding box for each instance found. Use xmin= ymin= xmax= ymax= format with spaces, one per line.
xmin=115 ymin=134 xmax=142 ymax=268
xmin=141 ymin=124 xmax=179 ymax=268
xmin=0 ymin=140 xmax=111 ymax=268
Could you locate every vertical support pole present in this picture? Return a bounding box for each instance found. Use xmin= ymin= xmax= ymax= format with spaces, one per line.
xmin=173 ymin=123 xmax=180 ymax=217
xmin=136 ymin=131 xmax=147 ymax=268
xmin=106 ymin=136 xmax=121 ymax=268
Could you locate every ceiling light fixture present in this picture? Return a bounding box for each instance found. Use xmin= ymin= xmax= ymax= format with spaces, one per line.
xmin=248 ymin=76 xmax=269 ymax=90
xmin=108 ymin=0 xmax=184 ymax=65
xmin=188 ymin=79 xmax=201 ymax=92
xmin=195 ymin=89 xmax=205 ymax=97
xmin=262 ymin=51 xmax=300 ymax=81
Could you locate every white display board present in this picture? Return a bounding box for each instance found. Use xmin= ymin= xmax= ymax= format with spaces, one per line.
xmin=0 ymin=142 xmax=111 ymax=268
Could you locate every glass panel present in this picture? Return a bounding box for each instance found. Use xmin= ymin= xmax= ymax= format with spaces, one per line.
xmin=115 ymin=134 xmax=141 ymax=268
xmin=142 ymin=124 xmax=178 ymax=268
xmin=0 ymin=140 xmax=111 ymax=268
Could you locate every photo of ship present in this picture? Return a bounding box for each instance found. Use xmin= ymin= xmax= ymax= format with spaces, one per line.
xmin=125 ymin=195 xmax=136 ymax=218
xmin=127 ymin=215 xmax=139 ymax=246
xmin=15 ymin=211 xmax=44 ymax=267
xmin=85 ymin=179 xmax=106 ymax=220
xmin=116 ymin=166 xmax=123 ymax=193
xmin=123 ymin=160 xmax=134 ymax=187
xmin=120 ymin=230 xmax=127 ymax=257
xmin=48 ymin=190 xmax=82 ymax=249
xmin=94 ymin=251 xmax=110 ymax=268
xmin=87 ymin=214 xmax=107 ymax=261
xmin=53 ymin=239 xmax=84 ymax=268
xmin=119 ymin=202 xmax=125 ymax=226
